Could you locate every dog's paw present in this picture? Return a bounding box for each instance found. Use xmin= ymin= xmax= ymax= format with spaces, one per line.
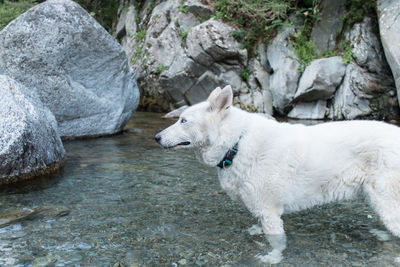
xmin=256 ymin=250 xmax=282 ymax=264
xmin=247 ymin=224 xmax=263 ymax=236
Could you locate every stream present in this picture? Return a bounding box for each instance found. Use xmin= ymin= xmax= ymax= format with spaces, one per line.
xmin=0 ymin=112 xmax=399 ymax=266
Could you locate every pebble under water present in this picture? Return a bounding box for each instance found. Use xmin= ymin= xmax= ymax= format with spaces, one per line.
xmin=0 ymin=112 xmax=399 ymax=266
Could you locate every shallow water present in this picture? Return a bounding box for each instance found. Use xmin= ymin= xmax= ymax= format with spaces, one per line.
xmin=0 ymin=112 xmax=399 ymax=266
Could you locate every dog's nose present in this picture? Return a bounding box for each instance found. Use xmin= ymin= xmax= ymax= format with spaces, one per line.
xmin=154 ymin=133 xmax=161 ymax=143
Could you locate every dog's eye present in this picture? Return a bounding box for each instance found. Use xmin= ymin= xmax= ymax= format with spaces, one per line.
xmin=180 ymin=118 xmax=187 ymax=124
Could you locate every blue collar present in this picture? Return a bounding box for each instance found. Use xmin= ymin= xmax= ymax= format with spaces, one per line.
xmin=217 ymin=138 xmax=241 ymax=169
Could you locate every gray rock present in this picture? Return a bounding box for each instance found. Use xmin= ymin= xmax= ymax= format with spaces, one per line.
xmin=185 ymin=71 xmax=221 ymax=104
xmin=311 ymin=0 xmax=346 ymax=53
xmin=288 ymin=100 xmax=327 ymax=120
xmin=294 ymin=56 xmax=346 ymax=102
xmin=187 ymin=19 xmax=247 ymax=67
xmin=0 ymin=75 xmax=65 ymax=184
xmin=377 ymin=0 xmax=400 ymax=100
xmin=182 ymin=0 xmax=213 ymax=20
xmin=329 ymin=63 xmax=396 ymax=120
xmin=347 ymin=17 xmax=392 ymax=76
xmin=115 ymin=4 xmax=138 ymax=62
xmin=267 ymin=28 xmax=301 ymax=114
xmin=0 ymin=0 xmax=139 ymax=138
xmin=131 ymin=1 xmax=255 ymax=110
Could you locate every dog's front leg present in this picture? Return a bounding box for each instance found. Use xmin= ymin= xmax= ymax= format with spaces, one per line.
xmin=257 ymin=214 xmax=286 ymax=264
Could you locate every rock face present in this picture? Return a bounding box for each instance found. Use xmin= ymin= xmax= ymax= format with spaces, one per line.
xmin=289 ymin=18 xmax=398 ymax=120
xmin=0 ymin=0 xmax=140 ymax=138
xmin=329 ymin=63 xmax=396 ymax=120
xmin=0 ymin=75 xmax=65 ymax=184
xmin=311 ymin=0 xmax=346 ymax=53
xmin=377 ymin=0 xmax=400 ymax=102
xmin=266 ymin=28 xmax=301 ymax=115
xmin=329 ymin=17 xmax=398 ymax=120
xmin=120 ymin=0 xmax=272 ymax=114
xmin=116 ymin=0 xmax=400 ymax=121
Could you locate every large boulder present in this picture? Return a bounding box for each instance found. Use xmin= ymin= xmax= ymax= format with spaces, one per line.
xmin=329 ymin=63 xmax=397 ymax=120
xmin=293 ymin=56 xmax=346 ymax=102
xmin=0 ymin=75 xmax=65 ymax=184
xmin=0 ymin=0 xmax=140 ymax=138
xmin=347 ymin=17 xmax=392 ymax=76
xmin=267 ymin=28 xmax=301 ymax=114
xmin=377 ymin=0 xmax=400 ymax=101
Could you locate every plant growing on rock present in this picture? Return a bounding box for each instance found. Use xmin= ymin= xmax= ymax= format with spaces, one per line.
xmin=239 ymin=68 xmax=252 ymax=82
xmin=213 ymin=0 xmax=295 ymax=50
xmin=131 ymin=29 xmax=146 ymax=64
xmin=155 ymin=65 xmax=168 ymax=74
xmin=179 ymin=27 xmax=191 ymax=47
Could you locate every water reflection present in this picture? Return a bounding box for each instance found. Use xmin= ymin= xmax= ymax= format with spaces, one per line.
xmin=0 ymin=112 xmax=398 ymax=266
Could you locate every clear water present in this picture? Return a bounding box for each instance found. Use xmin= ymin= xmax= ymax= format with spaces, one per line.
xmin=0 ymin=112 xmax=399 ymax=266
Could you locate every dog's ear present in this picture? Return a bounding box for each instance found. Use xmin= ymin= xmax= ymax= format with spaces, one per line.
xmin=207 ymin=85 xmax=233 ymax=113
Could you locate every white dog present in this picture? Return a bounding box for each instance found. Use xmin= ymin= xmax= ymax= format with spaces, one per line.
xmin=155 ymin=85 xmax=400 ymax=264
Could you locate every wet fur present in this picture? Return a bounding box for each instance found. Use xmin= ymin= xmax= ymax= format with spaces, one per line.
xmin=156 ymin=86 xmax=400 ymax=264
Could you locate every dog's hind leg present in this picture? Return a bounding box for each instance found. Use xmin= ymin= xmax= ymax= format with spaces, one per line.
xmin=364 ymin=173 xmax=400 ymax=238
xmin=256 ymin=213 xmax=286 ymax=264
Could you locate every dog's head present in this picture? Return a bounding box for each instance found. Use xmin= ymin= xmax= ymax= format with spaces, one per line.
xmin=155 ymin=85 xmax=233 ymax=149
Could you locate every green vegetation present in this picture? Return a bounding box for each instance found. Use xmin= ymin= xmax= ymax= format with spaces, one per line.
xmin=155 ymin=65 xmax=168 ymax=74
xmin=76 ymin=0 xmax=119 ymax=32
xmin=213 ymin=0 xmax=295 ymax=49
xmin=239 ymin=68 xmax=252 ymax=81
xmin=341 ymin=0 xmax=376 ymax=32
xmin=179 ymin=5 xmax=189 ymax=14
xmin=0 ymin=0 xmax=36 ymax=30
xmin=292 ymin=29 xmax=317 ymax=72
xmin=131 ymin=29 xmax=147 ymax=64
xmin=179 ymin=27 xmax=191 ymax=47
xmin=0 ymin=0 xmax=119 ymax=32
xmin=341 ymin=39 xmax=354 ymax=64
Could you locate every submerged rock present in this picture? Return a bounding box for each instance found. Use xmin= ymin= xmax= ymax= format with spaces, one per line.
xmin=0 ymin=0 xmax=139 ymax=138
xmin=0 ymin=75 xmax=65 ymax=184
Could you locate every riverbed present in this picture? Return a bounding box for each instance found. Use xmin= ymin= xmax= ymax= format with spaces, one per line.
xmin=0 ymin=112 xmax=399 ymax=266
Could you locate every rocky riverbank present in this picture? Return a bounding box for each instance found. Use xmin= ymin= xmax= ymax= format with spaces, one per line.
xmin=116 ymin=0 xmax=400 ymax=121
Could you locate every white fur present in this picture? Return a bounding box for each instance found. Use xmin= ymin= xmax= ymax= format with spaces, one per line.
xmin=156 ymin=86 xmax=400 ymax=264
